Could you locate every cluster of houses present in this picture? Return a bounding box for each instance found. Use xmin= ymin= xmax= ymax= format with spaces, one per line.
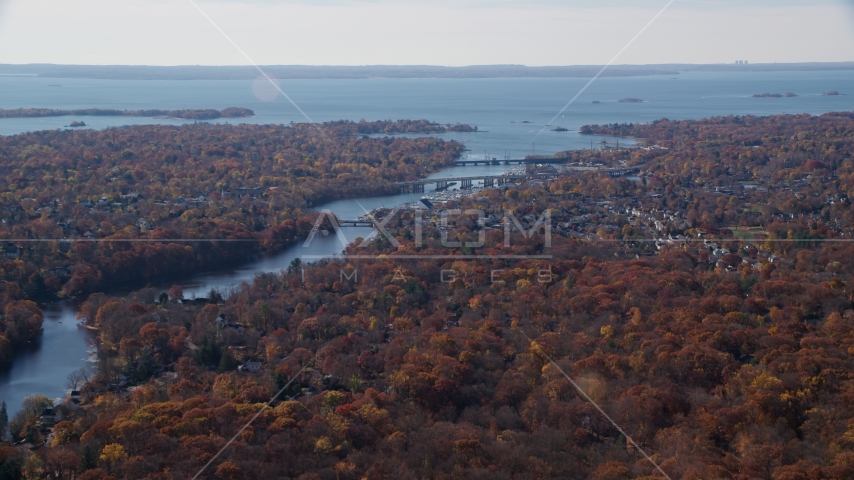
xmin=696 ymin=238 xmax=781 ymax=271
xmin=411 ymin=175 xmax=819 ymax=271
xmin=621 ymin=204 xmax=688 ymax=234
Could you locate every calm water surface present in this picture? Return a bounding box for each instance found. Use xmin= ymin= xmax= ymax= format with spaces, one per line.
xmin=2 ymin=71 xmax=853 ymax=156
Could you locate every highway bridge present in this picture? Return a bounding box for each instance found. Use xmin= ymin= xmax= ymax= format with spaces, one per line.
xmin=396 ymin=166 xmax=641 ymax=193
xmin=336 ymin=219 xmax=375 ymax=227
xmin=396 ymin=173 xmax=559 ymax=193
xmin=454 ymin=157 xmax=570 ymax=166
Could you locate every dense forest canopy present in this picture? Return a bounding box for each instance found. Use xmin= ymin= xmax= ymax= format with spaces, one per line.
xmin=0 ymin=120 xmax=466 ymax=366
xmin=3 ymin=112 xmax=854 ymax=479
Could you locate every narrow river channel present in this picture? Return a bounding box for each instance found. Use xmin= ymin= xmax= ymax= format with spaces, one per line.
xmin=0 ymin=163 xmax=512 ymax=416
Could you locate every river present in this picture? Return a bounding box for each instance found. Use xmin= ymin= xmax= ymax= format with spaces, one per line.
xmin=0 ymin=163 xmax=513 ymax=417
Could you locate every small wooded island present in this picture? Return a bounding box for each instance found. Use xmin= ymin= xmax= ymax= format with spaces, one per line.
xmin=334 ymin=119 xmax=478 ymax=134
xmin=752 ymin=92 xmax=798 ymax=98
xmin=68 ymin=121 xmax=86 ymax=127
xmin=0 ymin=107 xmax=255 ymax=120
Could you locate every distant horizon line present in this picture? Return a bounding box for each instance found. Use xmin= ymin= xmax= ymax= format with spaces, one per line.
xmin=2 ymin=62 xmax=852 ymax=81
xmin=2 ymin=61 xmax=854 ymax=68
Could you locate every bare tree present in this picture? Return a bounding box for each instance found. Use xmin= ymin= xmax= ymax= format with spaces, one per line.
xmin=66 ymin=367 xmax=90 ymax=391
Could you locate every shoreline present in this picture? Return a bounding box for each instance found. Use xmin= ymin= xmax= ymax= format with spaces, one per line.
xmin=0 ymin=107 xmax=255 ymax=121
xmin=0 ymin=153 xmax=469 ymax=367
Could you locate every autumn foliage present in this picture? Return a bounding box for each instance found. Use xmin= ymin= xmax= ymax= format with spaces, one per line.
xmin=8 ymin=112 xmax=854 ymax=479
xmin=0 ymin=120 xmax=464 ymax=363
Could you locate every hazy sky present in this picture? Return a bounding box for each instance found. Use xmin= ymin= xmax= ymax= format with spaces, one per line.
xmin=0 ymin=0 xmax=852 ymax=66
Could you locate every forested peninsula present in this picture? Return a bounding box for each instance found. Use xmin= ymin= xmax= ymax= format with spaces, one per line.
xmin=0 ymin=108 xmax=255 ymax=121
xmin=0 ymin=120 xmax=466 ymax=366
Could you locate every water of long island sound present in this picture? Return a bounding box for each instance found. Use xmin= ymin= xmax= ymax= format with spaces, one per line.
xmin=0 ymin=69 xmax=853 ymax=415
xmin=2 ymin=70 xmax=854 ymax=155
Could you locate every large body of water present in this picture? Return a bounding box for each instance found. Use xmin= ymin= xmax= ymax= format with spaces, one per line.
xmin=1 ymin=70 xmax=853 ymax=417
xmin=2 ymin=70 xmax=853 ymax=156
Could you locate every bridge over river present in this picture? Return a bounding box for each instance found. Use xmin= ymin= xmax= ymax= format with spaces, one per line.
xmin=454 ymin=157 xmax=570 ymax=166
xmin=396 ymin=166 xmax=641 ymax=193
